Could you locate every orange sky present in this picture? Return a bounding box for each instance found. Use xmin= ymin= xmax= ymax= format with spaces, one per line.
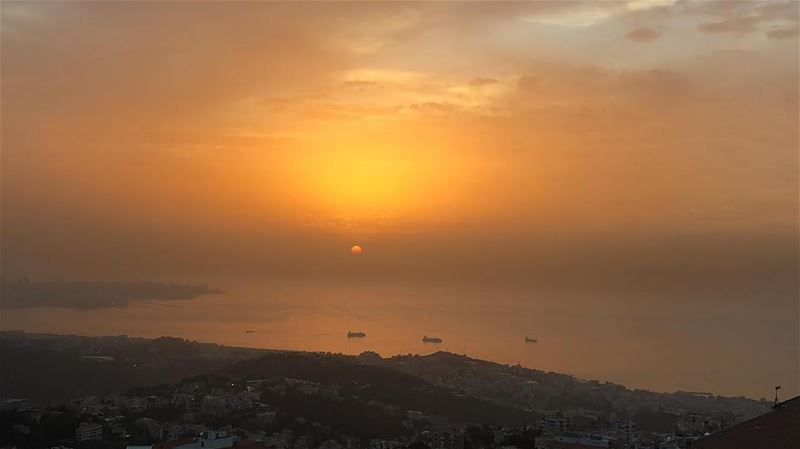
xmin=2 ymin=0 xmax=797 ymax=281
xmin=3 ymin=2 xmax=798 ymax=278
xmin=1 ymin=1 xmax=798 ymax=396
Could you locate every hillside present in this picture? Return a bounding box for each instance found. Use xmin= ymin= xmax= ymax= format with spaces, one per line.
xmin=0 ymin=332 xmax=768 ymax=434
xmin=0 ymin=280 xmax=222 ymax=310
xmin=362 ymin=351 xmax=769 ymax=432
xmin=0 ymin=332 xmax=270 ymax=404
xmin=220 ymin=352 xmax=536 ymax=427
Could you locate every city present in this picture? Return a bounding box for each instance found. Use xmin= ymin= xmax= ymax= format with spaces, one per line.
xmin=1 ymin=2 xmax=798 ymax=449
xmin=1 ymin=333 xmax=795 ymax=449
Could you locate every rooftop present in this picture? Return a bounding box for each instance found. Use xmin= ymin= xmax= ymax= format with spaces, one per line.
xmin=692 ymin=396 xmax=800 ymax=449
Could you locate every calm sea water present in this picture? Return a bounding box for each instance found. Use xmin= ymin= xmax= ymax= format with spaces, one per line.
xmin=3 ymin=278 xmax=797 ymax=399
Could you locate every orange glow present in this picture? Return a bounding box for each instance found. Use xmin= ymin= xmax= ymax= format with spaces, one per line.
xmin=280 ymin=128 xmax=474 ymax=229
xmin=1 ymin=1 xmax=798 ymax=400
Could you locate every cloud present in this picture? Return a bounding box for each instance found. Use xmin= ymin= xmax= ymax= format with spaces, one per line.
xmin=344 ymin=80 xmax=381 ymax=88
xmin=695 ymin=1 xmax=799 ymax=38
xmin=409 ymin=101 xmax=462 ymax=115
xmin=698 ymin=16 xmax=762 ymax=35
xmin=514 ymin=65 xmax=692 ymax=110
xmin=522 ymin=6 xmax=616 ymax=28
xmin=469 ymin=78 xmax=499 ymax=87
xmin=2 ymin=1 xmax=797 ymax=287
xmin=626 ymin=26 xmax=661 ymax=42
xmin=767 ymin=26 xmax=799 ymax=40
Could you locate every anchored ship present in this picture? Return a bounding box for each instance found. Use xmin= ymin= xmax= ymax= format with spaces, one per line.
xmin=422 ymin=335 xmax=443 ymax=343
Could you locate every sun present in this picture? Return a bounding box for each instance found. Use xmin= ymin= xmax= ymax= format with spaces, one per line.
xmin=350 ymin=245 xmax=364 ymax=255
xmin=284 ymin=132 xmax=456 ymax=224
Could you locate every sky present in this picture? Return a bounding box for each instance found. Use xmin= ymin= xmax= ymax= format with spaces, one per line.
xmin=1 ymin=1 xmax=798 ymax=397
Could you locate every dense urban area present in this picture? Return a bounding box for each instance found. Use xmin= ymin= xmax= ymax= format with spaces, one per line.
xmin=0 ymin=332 xmax=787 ymax=449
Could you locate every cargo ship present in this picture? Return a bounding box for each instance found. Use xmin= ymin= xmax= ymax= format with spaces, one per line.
xmin=347 ymin=331 xmax=366 ymax=338
xmin=422 ymin=336 xmax=443 ymax=343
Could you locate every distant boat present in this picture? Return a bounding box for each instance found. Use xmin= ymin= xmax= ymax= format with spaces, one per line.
xmin=525 ymin=336 xmax=537 ymax=343
xmin=347 ymin=331 xmax=366 ymax=338
xmin=422 ymin=336 xmax=443 ymax=344
xmin=245 ymin=330 xmax=256 ymax=334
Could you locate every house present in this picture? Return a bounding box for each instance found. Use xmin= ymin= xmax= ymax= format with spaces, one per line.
xmin=691 ymin=396 xmax=800 ymax=449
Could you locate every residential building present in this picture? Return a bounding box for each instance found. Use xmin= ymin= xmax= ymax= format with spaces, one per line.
xmin=75 ymin=422 xmax=103 ymax=442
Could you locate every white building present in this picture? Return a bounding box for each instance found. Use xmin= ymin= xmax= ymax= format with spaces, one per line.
xmin=541 ymin=416 xmax=571 ymax=435
xmin=76 ymin=422 xmax=103 ymax=441
xmin=552 ymin=433 xmax=609 ymax=448
xmin=175 ymin=431 xmax=236 ymax=449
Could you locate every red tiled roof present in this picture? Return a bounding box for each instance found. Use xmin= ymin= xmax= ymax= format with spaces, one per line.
xmin=692 ymin=396 xmax=800 ymax=449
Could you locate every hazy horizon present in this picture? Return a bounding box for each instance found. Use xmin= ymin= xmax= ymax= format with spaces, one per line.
xmin=2 ymin=1 xmax=798 ymax=403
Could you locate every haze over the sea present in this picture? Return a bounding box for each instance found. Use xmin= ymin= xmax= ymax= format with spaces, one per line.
xmin=2 ymin=1 xmax=797 ymax=401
